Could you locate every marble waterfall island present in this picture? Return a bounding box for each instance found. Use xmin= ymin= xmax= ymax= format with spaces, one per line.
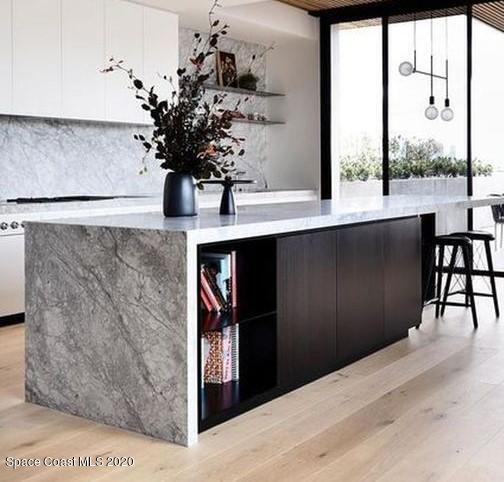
xmin=25 ymin=195 xmax=504 ymax=446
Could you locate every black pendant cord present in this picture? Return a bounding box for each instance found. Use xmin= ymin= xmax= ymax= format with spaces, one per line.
xmin=430 ymin=16 xmax=434 ymax=102
xmin=413 ymin=13 xmax=417 ymax=71
xmin=445 ymin=15 xmax=450 ymax=104
xmin=445 ymin=59 xmax=449 ymax=101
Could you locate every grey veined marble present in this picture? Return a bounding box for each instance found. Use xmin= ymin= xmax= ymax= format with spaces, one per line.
xmin=24 ymin=194 xmax=504 ymax=446
xmin=25 ymin=223 xmax=193 ymax=445
xmin=0 ymin=115 xmax=163 ymax=200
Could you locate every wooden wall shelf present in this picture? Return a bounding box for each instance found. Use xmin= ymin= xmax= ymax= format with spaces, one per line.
xmin=204 ymin=84 xmax=285 ymax=98
xmin=232 ymin=118 xmax=285 ymax=126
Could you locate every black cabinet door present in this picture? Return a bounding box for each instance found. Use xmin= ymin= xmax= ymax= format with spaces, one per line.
xmin=277 ymin=230 xmax=337 ymax=390
xmin=383 ymin=217 xmax=422 ymax=341
xmin=336 ymin=222 xmax=385 ymax=362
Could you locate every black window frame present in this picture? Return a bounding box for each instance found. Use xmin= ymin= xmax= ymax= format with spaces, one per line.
xmin=319 ymin=1 xmax=481 ymax=229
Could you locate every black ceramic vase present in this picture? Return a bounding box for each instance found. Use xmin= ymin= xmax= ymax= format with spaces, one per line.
xmin=163 ymin=172 xmax=198 ymax=217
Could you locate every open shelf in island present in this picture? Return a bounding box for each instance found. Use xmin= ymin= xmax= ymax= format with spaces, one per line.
xmin=198 ymin=237 xmax=277 ymax=431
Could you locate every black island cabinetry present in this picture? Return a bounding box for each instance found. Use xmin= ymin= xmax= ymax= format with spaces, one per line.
xmin=198 ymin=216 xmax=422 ymax=430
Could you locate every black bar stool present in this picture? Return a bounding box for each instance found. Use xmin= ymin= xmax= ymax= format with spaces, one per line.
xmin=434 ymin=234 xmax=478 ymax=329
xmin=451 ymin=230 xmax=500 ymax=318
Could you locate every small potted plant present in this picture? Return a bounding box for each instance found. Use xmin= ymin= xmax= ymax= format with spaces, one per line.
xmin=237 ymin=44 xmax=274 ymax=91
xmin=103 ymin=1 xmax=246 ymax=217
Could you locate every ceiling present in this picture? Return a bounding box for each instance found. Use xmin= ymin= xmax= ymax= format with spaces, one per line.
xmin=128 ymin=1 xmax=318 ymax=44
xmin=277 ymin=0 xmax=504 ymax=32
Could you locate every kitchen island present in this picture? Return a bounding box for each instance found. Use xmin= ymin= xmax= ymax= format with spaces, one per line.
xmin=24 ymin=195 xmax=504 ymax=446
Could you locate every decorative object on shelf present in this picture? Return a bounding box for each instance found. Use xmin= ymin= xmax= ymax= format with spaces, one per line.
xmin=247 ymin=112 xmax=267 ymax=122
xmin=238 ymin=71 xmax=259 ymax=91
xmin=399 ymin=15 xmax=454 ymax=122
xmin=237 ymin=43 xmax=274 ymax=92
xmin=201 ymin=178 xmax=256 ymax=215
xmin=216 ymin=50 xmax=238 ymax=88
xmin=102 ymin=1 xmax=248 ymax=217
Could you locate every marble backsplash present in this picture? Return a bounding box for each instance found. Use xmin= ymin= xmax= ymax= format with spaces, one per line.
xmin=0 ymin=31 xmax=269 ymax=200
xmin=0 ymin=116 xmax=160 ymax=199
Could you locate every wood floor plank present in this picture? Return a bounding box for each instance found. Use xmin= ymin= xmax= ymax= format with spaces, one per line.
xmin=237 ymin=345 xmax=497 ymax=482
xmin=306 ymin=358 xmax=503 ymax=481
xmin=2 ymin=289 xmax=504 ymax=482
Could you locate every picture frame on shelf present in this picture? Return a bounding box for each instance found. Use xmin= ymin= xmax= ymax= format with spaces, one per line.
xmin=216 ymin=50 xmax=238 ymax=88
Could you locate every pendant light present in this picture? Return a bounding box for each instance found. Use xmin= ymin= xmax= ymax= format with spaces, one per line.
xmin=399 ymin=14 xmax=416 ymax=76
xmin=399 ymin=13 xmax=454 ymax=122
xmin=424 ymin=16 xmax=439 ymax=120
xmin=441 ymin=16 xmax=454 ymax=121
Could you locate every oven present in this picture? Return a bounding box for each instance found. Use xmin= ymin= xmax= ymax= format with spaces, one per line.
xmin=0 ymin=215 xmax=25 ymax=320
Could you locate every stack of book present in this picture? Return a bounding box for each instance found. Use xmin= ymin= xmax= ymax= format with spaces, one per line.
xmin=201 ymin=250 xmax=240 ymax=386
xmin=200 ymin=251 xmax=237 ymax=313
xmin=202 ymin=325 xmax=239 ymax=385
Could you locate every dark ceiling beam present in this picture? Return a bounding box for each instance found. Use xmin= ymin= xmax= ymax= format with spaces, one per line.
xmin=310 ymin=0 xmax=502 ymax=23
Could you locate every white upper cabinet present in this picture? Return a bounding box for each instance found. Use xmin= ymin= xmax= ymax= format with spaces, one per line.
xmin=4 ymin=0 xmax=178 ymax=123
xmin=143 ymin=7 xmax=178 ymax=124
xmin=12 ymin=0 xmax=62 ymax=117
xmin=105 ymin=0 xmax=144 ymax=123
xmin=62 ymin=0 xmax=105 ymax=120
xmin=0 ymin=0 xmax=12 ymax=114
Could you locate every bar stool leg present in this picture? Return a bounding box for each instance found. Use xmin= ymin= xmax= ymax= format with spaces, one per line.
xmin=484 ymin=238 xmax=500 ymax=318
xmin=441 ymin=246 xmax=458 ymax=316
xmin=465 ymin=244 xmax=474 ymax=308
xmin=435 ymin=245 xmax=445 ymax=318
xmin=462 ymin=245 xmax=478 ymax=329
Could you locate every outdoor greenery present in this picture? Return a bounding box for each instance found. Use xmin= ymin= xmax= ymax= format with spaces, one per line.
xmin=340 ymin=135 xmax=493 ymax=182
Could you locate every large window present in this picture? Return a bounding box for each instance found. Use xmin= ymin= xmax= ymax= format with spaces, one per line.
xmin=472 ymin=12 xmax=504 ymax=264
xmin=389 ymin=14 xmax=468 ymax=233
xmin=331 ymin=20 xmax=382 ymax=198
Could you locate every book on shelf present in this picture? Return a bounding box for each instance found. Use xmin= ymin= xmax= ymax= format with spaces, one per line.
xmin=200 ymin=285 xmax=213 ymax=312
xmin=200 ymin=251 xmax=237 ymax=313
xmin=200 ymin=269 xmax=221 ymax=312
xmin=202 ymin=324 xmax=239 ymax=385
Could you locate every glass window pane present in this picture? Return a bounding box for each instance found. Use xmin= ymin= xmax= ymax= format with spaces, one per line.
xmin=472 ymin=6 xmax=504 ymax=267
xmin=389 ymin=13 xmax=467 ymax=232
xmin=331 ymin=20 xmax=382 ymax=198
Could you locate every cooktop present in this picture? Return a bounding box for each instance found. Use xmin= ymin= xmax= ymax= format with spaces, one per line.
xmin=6 ymin=195 xmax=147 ymax=204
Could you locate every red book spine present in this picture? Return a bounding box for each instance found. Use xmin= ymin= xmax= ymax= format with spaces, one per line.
xmin=200 ymin=287 xmax=213 ymax=312
xmin=201 ymin=270 xmax=221 ymax=311
xmin=231 ymin=251 xmax=237 ymax=308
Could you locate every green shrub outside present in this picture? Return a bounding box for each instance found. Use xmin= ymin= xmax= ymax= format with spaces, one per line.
xmin=340 ymin=135 xmax=493 ymax=182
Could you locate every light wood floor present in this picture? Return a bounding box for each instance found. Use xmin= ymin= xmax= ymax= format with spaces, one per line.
xmin=3 ymin=287 xmax=504 ymax=482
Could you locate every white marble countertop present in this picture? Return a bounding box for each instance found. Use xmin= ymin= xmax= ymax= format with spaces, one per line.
xmin=30 ymin=194 xmax=504 ymax=244
xmin=1 ymin=189 xmax=317 ymax=217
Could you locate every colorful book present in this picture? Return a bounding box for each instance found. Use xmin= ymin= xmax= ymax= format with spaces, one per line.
xmin=202 ymin=325 xmax=239 ymax=384
xmin=201 ymin=269 xmax=221 ymax=311
xmin=230 ymin=324 xmax=239 ymax=380
xmin=231 ymin=250 xmax=237 ymax=308
xmin=202 ymin=252 xmax=235 ymax=310
xmin=203 ymin=265 xmax=227 ymax=309
xmin=200 ymin=287 xmax=213 ymax=312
